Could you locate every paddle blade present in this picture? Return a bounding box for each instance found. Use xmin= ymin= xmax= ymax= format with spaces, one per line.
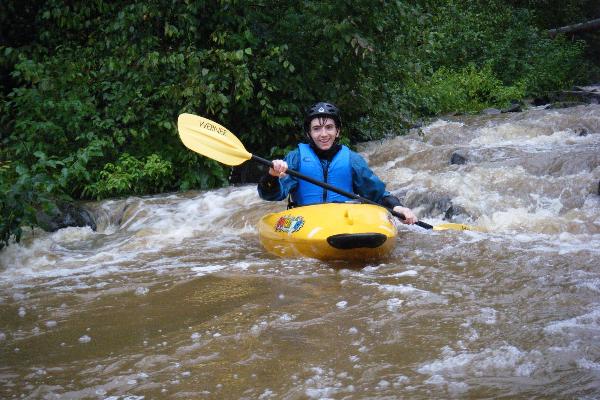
xmin=177 ymin=113 xmax=252 ymax=166
xmin=432 ymin=222 xmax=484 ymax=232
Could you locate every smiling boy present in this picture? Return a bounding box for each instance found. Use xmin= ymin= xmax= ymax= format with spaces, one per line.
xmin=257 ymin=101 xmax=416 ymax=224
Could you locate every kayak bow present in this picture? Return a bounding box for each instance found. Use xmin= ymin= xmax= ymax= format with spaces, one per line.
xmin=258 ymin=203 xmax=398 ymax=261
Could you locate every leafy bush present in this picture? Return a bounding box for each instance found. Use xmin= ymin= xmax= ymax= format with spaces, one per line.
xmin=425 ymin=1 xmax=597 ymax=95
xmin=519 ymin=35 xmax=590 ymax=94
xmin=0 ymin=157 xmax=64 ymax=249
xmin=406 ymin=64 xmax=525 ymax=116
xmin=83 ymin=154 xmax=173 ymax=199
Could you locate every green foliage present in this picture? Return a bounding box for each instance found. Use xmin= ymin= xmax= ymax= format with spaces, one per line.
xmin=518 ymin=35 xmax=590 ymax=94
xmin=507 ymin=0 xmax=600 ymax=28
xmin=0 ymin=0 xmax=598 ymax=248
xmin=406 ymin=64 xmax=526 ymax=116
xmin=83 ymin=153 xmax=173 ymax=199
xmin=416 ymin=1 xmax=597 ymax=95
xmin=0 ymin=157 xmax=65 ymax=249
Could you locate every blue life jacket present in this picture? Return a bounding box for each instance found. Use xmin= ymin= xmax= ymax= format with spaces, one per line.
xmin=292 ymin=143 xmax=353 ymax=205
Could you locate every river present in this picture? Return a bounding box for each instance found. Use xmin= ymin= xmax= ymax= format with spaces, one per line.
xmin=1 ymin=104 xmax=600 ymax=399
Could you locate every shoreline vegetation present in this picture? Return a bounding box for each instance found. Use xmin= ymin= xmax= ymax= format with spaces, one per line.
xmin=2 ymin=1 xmax=600 ymax=249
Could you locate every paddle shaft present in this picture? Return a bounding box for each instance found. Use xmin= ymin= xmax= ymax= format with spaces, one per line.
xmin=251 ymin=155 xmax=433 ymax=230
xmin=177 ymin=114 xmax=475 ymax=231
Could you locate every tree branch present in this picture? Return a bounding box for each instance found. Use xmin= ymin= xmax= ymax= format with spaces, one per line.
xmin=547 ymin=18 xmax=600 ymax=38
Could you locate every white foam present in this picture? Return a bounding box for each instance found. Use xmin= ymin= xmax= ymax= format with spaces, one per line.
xmin=258 ymin=389 xmax=276 ymax=399
xmin=134 ymin=287 xmax=149 ymax=296
xmin=418 ymin=345 xmax=540 ymax=378
xmin=471 ymin=125 xmax=574 ymax=148
xmin=544 ymin=308 xmax=600 ymax=335
xmin=190 ymin=265 xmax=226 ymax=277
xmin=0 ymin=186 xmax=268 ymax=290
xmin=577 ymin=279 xmax=600 ymax=293
xmin=475 ymin=307 xmax=497 ymax=325
xmin=78 ymin=335 xmax=92 ymax=343
xmin=423 ymin=119 xmax=466 ymax=133
xmin=374 ymin=283 xmax=448 ymax=304
xmin=386 ymin=298 xmax=403 ymax=311
xmin=336 ymin=301 xmax=348 ymax=309
xmin=378 ymin=283 xmax=426 ymax=295
xmin=576 ymin=358 xmax=600 ymax=370
xmin=389 ymin=270 xmax=419 ymax=278
xmin=302 ymin=366 xmax=355 ymax=399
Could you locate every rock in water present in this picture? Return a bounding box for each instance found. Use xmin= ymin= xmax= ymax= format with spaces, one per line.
xmin=36 ymin=202 xmax=97 ymax=232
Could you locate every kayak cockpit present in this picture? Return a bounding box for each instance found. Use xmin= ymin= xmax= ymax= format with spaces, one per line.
xmin=326 ymin=233 xmax=388 ymax=250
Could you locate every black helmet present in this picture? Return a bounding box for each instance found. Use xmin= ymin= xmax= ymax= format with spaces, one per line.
xmin=303 ymin=101 xmax=341 ymax=133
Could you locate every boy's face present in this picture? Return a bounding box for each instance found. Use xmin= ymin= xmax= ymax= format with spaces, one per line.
xmin=309 ymin=117 xmax=339 ymax=151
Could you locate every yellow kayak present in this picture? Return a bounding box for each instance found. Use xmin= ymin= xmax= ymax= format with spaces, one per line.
xmin=258 ymin=203 xmax=398 ymax=261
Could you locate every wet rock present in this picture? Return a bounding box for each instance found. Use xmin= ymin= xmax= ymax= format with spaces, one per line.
xmin=410 ymin=119 xmax=425 ymax=129
xmin=402 ymin=191 xmax=453 ymax=218
xmin=36 ymin=202 xmax=97 ymax=232
xmin=450 ymin=152 xmax=468 ymax=165
xmin=230 ymin=162 xmax=264 ymax=184
xmin=560 ymin=86 xmax=600 ymax=104
xmin=501 ymin=102 xmax=523 ymax=113
xmin=576 ymin=128 xmax=588 ymax=137
xmin=547 ymin=101 xmax=588 ymax=109
xmin=530 ymin=85 xmax=600 ymax=109
xmin=531 ymin=96 xmax=551 ymax=107
xmin=397 ymin=190 xmax=477 ymax=222
xmin=481 ymin=108 xmax=501 ymax=115
xmin=573 ymin=84 xmax=600 ymax=92
xmin=480 ymin=102 xmax=521 ymax=114
xmin=445 ymin=204 xmax=470 ymax=221
xmin=545 ymin=86 xmax=600 ymax=108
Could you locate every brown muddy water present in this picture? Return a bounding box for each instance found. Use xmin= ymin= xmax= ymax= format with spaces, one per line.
xmin=1 ymin=105 xmax=600 ymax=399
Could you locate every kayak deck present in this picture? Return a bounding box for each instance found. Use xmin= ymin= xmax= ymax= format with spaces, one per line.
xmin=258 ymin=203 xmax=398 ymax=261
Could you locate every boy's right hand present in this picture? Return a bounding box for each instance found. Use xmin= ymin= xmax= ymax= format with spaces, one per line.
xmin=269 ymin=160 xmax=288 ymax=177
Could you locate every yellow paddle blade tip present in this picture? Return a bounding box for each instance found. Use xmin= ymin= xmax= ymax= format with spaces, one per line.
xmin=177 ymin=113 xmax=252 ymax=166
xmin=432 ymin=223 xmax=485 ymax=232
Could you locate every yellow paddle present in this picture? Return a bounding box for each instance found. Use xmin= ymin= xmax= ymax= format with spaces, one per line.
xmin=177 ymin=113 xmax=480 ymax=232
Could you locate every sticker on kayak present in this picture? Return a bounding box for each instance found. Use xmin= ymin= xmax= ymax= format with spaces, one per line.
xmin=275 ymin=215 xmax=305 ymax=234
